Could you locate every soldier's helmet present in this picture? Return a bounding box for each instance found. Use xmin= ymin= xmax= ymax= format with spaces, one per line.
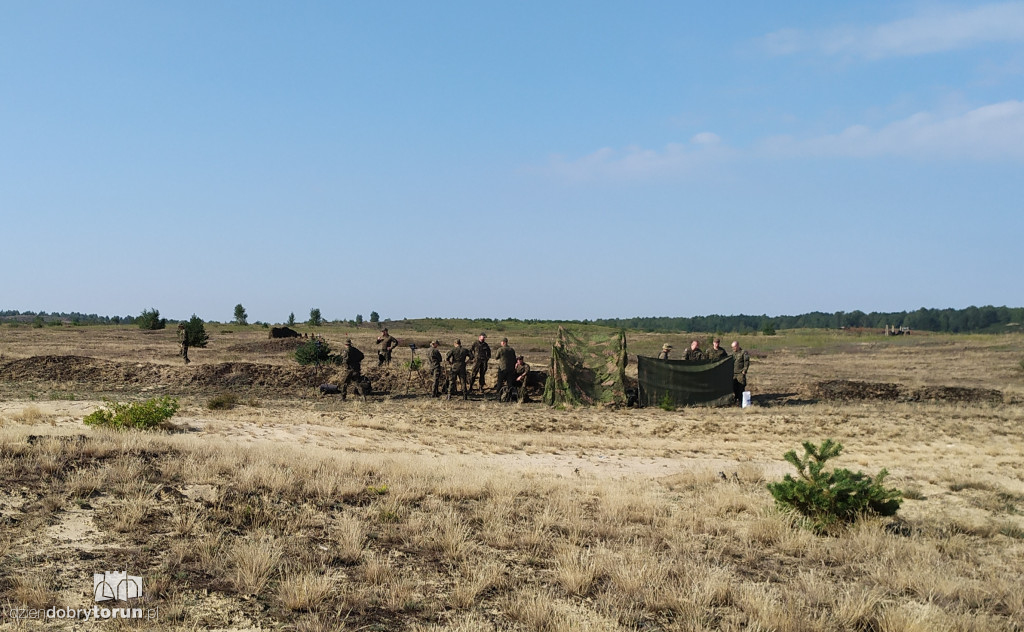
xmin=345 ymin=339 xmax=352 ymax=346
xmin=431 ymin=340 xmax=439 ymax=346
xmin=662 ymin=343 xmax=672 ymax=351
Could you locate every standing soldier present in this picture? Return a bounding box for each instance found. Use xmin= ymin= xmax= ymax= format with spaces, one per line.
xmin=376 ymin=328 xmax=399 ymax=366
xmin=731 ymin=341 xmax=750 ymax=405
xmin=445 ymin=339 xmax=471 ymax=400
xmin=684 ymin=339 xmax=705 ymax=361
xmin=706 ymin=338 xmax=728 ymax=361
xmin=493 ymin=337 xmax=517 ymax=400
xmin=428 ymin=340 xmax=444 ymax=398
xmin=177 ymin=323 xmax=190 ymax=365
xmin=514 ymin=355 xmax=531 ymax=403
xmin=338 ymin=339 xmax=366 ymax=401
xmin=469 ymin=333 xmax=491 ymax=394
xmin=658 ymin=343 xmax=672 ymax=360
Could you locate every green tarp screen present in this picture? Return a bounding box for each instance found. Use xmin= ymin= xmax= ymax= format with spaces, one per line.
xmin=637 ymin=355 xmax=735 ymax=407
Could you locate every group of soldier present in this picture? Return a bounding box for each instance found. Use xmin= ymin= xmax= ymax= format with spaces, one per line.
xmin=428 ymin=333 xmax=530 ymax=401
xmin=178 ymin=322 xmax=751 ymax=405
xmin=658 ymin=337 xmax=751 ymax=404
xmin=354 ymin=329 xmax=530 ymax=402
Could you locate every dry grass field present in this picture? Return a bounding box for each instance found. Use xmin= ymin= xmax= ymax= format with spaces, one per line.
xmin=0 ymin=322 xmax=1022 ymax=631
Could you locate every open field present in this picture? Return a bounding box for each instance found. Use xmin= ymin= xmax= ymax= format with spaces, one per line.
xmin=1 ymin=322 xmax=1023 ymax=631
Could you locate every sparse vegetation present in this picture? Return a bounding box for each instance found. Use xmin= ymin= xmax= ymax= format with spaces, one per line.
xmin=83 ymin=396 xmax=180 ymax=430
xmin=207 ymin=392 xmax=239 ymax=410
xmin=0 ymin=321 xmax=1022 ymax=630
xmin=767 ymin=438 xmax=902 ymax=534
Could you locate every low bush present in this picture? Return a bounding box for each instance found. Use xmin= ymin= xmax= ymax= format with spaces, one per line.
xmin=207 ymin=393 xmax=239 ymax=410
xmin=295 ymin=339 xmax=334 ymax=366
xmin=83 ymin=396 xmax=180 ymax=431
xmin=766 ymin=438 xmax=902 ymax=534
xmin=658 ymin=394 xmax=675 ymax=411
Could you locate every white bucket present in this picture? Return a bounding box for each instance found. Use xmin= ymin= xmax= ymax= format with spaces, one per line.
xmin=741 ymin=391 xmax=751 ymax=408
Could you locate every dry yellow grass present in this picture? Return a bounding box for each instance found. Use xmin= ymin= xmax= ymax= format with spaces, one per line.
xmin=0 ymin=323 xmax=1022 ymax=630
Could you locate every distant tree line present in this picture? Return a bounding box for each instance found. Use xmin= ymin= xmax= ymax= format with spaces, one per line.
xmin=593 ymin=305 xmax=1024 ymax=334
xmin=2 ymin=305 xmax=1021 ymax=334
xmin=0 ymin=309 xmax=138 ymax=325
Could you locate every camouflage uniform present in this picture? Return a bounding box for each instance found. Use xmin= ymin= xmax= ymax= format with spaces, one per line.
xmin=446 ymin=343 xmax=472 ymax=400
xmin=732 ymin=345 xmax=750 ymax=403
xmin=468 ymin=337 xmax=491 ymax=392
xmin=658 ymin=344 xmax=672 ymax=360
xmin=706 ymin=343 xmax=728 ymax=361
xmin=376 ymin=332 xmax=399 ymax=366
xmin=428 ymin=344 xmax=444 ymax=398
xmin=514 ymin=359 xmax=531 ymax=403
xmin=338 ymin=343 xmax=366 ymax=401
xmin=684 ymin=345 xmax=705 ymax=361
xmin=493 ymin=341 xmax=517 ymax=398
xmin=177 ymin=324 xmax=190 ymax=365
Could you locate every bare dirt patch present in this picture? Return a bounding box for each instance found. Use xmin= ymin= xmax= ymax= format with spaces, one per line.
xmin=811 ymin=379 xmax=1007 ymax=403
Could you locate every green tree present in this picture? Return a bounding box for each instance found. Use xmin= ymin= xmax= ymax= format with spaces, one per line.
xmin=137 ymin=308 xmax=166 ymax=330
xmin=184 ymin=314 xmax=209 ymax=348
xmin=234 ymin=304 xmax=248 ymax=326
xmin=308 ymin=308 xmax=323 ymax=327
xmin=767 ymin=439 xmax=902 ymax=534
xmin=370 ymin=311 xmax=380 ymax=324
xmin=287 ymin=312 xmax=296 ymax=326
xmin=355 ymin=314 xmax=363 ymax=326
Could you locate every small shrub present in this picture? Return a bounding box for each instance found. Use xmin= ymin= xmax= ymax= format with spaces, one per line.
xmin=208 ymin=393 xmax=239 ymax=410
xmin=405 ymin=357 xmax=423 ymax=371
xmin=766 ymin=438 xmax=902 ymax=534
xmin=295 ymin=339 xmax=333 ymax=366
xmin=83 ymin=396 xmax=179 ymax=431
xmin=658 ymin=394 xmax=675 ymax=411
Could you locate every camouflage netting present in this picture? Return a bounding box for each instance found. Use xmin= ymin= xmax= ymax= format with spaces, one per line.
xmin=543 ymin=327 xmax=628 ymax=407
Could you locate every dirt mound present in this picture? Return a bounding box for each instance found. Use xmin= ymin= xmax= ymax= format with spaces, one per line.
xmin=908 ymin=385 xmax=1004 ymax=404
xmin=0 ymin=355 xmax=318 ymax=392
xmin=812 ymin=379 xmax=1004 ymax=404
xmin=224 ymin=338 xmax=306 ymax=354
xmin=812 ymin=380 xmax=901 ymax=401
xmin=0 ymin=355 xmax=432 ymax=396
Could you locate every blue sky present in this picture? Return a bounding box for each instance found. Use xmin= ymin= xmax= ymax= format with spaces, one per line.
xmin=2 ymin=2 xmax=1021 ymax=323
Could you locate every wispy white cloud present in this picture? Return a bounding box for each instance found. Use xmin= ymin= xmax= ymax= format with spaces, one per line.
xmin=541 ymin=101 xmax=1024 ymax=181
xmin=762 ymin=3 xmax=1024 ymax=59
xmin=542 ymin=136 xmax=732 ymax=182
xmin=760 ymin=100 xmax=1024 ymax=160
